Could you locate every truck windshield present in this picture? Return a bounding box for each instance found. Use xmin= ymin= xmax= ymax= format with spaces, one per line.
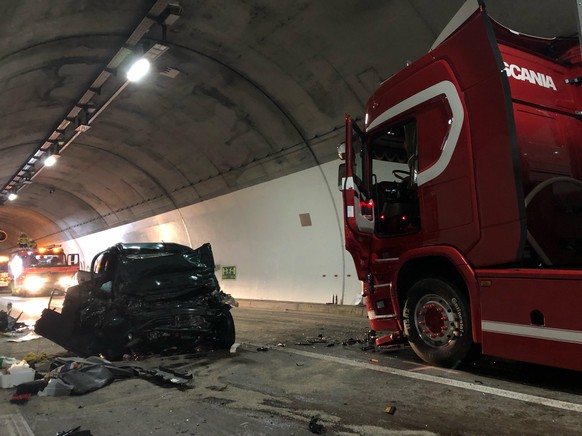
xmin=30 ymin=253 xmax=66 ymax=267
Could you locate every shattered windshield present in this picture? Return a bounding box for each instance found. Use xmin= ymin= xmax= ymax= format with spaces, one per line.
xmin=116 ymin=244 xmax=218 ymax=298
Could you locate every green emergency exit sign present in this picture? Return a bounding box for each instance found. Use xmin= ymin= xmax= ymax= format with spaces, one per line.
xmin=222 ymin=266 xmax=237 ymax=280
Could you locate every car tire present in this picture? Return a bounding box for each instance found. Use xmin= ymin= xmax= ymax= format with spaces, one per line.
xmin=403 ymin=277 xmax=472 ymax=368
xmin=214 ymin=311 xmax=236 ymax=349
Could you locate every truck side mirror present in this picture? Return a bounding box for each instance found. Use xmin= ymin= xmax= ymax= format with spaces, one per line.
xmin=338 ymin=163 xmax=346 ymax=191
xmin=68 ymin=253 xmax=79 ymax=266
xmin=337 ymin=142 xmax=346 ymax=160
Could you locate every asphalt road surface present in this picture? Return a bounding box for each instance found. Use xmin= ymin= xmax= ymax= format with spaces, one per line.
xmin=1 ymin=294 xmax=582 ymax=435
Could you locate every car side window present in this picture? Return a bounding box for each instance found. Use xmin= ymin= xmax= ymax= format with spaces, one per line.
xmin=93 ymin=252 xmax=106 ymax=275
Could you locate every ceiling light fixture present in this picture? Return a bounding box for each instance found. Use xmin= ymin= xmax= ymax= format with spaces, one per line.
xmin=43 ymin=145 xmax=61 ymax=167
xmin=127 ymin=58 xmax=151 ymax=82
xmin=8 ymin=191 xmax=17 ymax=201
xmin=0 ymin=1 xmax=177 ymax=203
xmin=44 ymin=154 xmax=59 ymax=167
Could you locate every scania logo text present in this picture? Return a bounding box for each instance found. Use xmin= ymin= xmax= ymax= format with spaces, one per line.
xmin=504 ymin=62 xmax=557 ymax=91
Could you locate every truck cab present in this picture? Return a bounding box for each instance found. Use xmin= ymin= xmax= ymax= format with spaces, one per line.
xmin=340 ymin=0 xmax=582 ymax=370
xmin=9 ymin=245 xmax=80 ymax=297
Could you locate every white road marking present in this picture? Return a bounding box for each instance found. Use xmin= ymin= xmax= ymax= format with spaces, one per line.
xmin=0 ymin=413 xmax=35 ymax=436
xmin=278 ymin=347 xmax=582 ymax=414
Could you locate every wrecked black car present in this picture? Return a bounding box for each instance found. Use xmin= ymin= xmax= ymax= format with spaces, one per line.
xmin=35 ymin=242 xmax=235 ymax=360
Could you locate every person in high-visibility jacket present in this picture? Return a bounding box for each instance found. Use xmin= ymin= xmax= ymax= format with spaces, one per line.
xmin=17 ymin=232 xmax=29 ymax=248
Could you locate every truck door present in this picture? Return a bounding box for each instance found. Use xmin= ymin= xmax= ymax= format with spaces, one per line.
xmin=342 ymin=115 xmax=374 ymax=234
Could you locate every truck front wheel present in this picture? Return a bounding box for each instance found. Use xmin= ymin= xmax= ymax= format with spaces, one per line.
xmin=403 ymin=278 xmax=472 ymax=368
xmin=10 ymin=282 xmax=25 ymax=297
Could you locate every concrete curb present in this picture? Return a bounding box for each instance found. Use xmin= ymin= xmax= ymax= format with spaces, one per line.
xmin=0 ymin=295 xmax=368 ymax=318
xmin=234 ymin=298 xmax=367 ymax=317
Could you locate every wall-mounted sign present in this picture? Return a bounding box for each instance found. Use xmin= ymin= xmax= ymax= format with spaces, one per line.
xmin=221 ymin=266 xmax=236 ymax=280
xmin=0 ymin=230 xmax=6 ymax=242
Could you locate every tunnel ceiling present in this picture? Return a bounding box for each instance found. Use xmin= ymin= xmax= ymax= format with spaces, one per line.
xmin=0 ymin=0 xmax=578 ymax=248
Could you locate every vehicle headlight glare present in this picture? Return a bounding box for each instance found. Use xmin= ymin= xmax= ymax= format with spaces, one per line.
xmin=23 ymin=276 xmax=47 ymax=292
xmin=58 ymin=275 xmax=77 ymax=289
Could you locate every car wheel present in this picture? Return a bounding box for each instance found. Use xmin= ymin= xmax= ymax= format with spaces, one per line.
xmin=214 ymin=311 xmax=235 ymax=349
xmin=403 ymin=277 xmax=472 ymax=368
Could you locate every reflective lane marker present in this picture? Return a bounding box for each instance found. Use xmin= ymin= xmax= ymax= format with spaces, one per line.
xmin=278 ymin=347 xmax=582 ymax=414
xmin=0 ymin=413 xmax=35 ymax=436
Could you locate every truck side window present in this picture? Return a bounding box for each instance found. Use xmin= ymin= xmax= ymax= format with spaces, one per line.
xmin=351 ymin=129 xmax=368 ymax=197
xmin=370 ymin=120 xmax=420 ymax=236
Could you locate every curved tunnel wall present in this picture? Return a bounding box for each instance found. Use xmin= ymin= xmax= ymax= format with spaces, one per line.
xmin=62 ymin=161 xmax=361 ymax=305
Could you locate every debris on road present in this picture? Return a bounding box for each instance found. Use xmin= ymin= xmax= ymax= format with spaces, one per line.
xmin=7 ymin=332 xmax=42 ymax=343
xmin=385 ymin=405 xmax=397 ymax=415
xmin=0 ymin=357 xmax=35 ymax=388
xmin=56 ymin=425 xmax=93 ymax=436
xmin=39 ymin=356 xmax=135 ymax=395
xmin=1 ymin=352 xmax=197 ymax=405
xmin=134 ymin=366 xmax=193 ymax=387
xmin=308 ymin=415 xmax=325 ymax=434
xmin=256 ymin=347 xmax=269 ymax=352
xmin=0 ymin=309 xmax=26 ymax=333
xmin=9 ymin=392 xmax=32 ymax=404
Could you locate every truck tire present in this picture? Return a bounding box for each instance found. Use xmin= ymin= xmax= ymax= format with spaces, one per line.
xmin=11 ymin=282 xmax=25 ymax=297
xmin=403 ymin=277 xmax=472 ymax=368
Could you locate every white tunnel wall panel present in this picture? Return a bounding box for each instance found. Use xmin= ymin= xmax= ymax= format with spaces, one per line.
xmin=63 ymin=162 xmax=361 ymax=304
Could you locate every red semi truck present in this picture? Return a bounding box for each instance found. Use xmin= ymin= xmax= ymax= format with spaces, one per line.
xmin=339 ymin=0 xmax=582 ymax=370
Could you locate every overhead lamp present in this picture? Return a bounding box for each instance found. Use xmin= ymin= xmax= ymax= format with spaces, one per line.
xmin=127 ymin=58 xmax=151 ymax=82
xmin=22 ymin=169 xmax=35 ymax=185
xmin=160 ymin=3 xmax=182 ymax=26
xmin=44 ymin=149 xmax=60 ymax=167
xmin=44 ymin=155 xmax=58 ymax=167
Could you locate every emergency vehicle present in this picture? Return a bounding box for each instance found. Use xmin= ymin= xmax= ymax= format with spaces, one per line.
xmin=339 ymin=0 xmax=582 ymax=370
xmin=0 ymin=255 xmax=11 ymax=288
xmin=9 ymin=245 xmax=80 ymax=297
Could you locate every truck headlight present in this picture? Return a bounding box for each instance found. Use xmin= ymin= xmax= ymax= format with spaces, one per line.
xmin=57 ymin=275 xmax=77 ymax=289
xmin=23 ymin=276 xmax=48 ymax=292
